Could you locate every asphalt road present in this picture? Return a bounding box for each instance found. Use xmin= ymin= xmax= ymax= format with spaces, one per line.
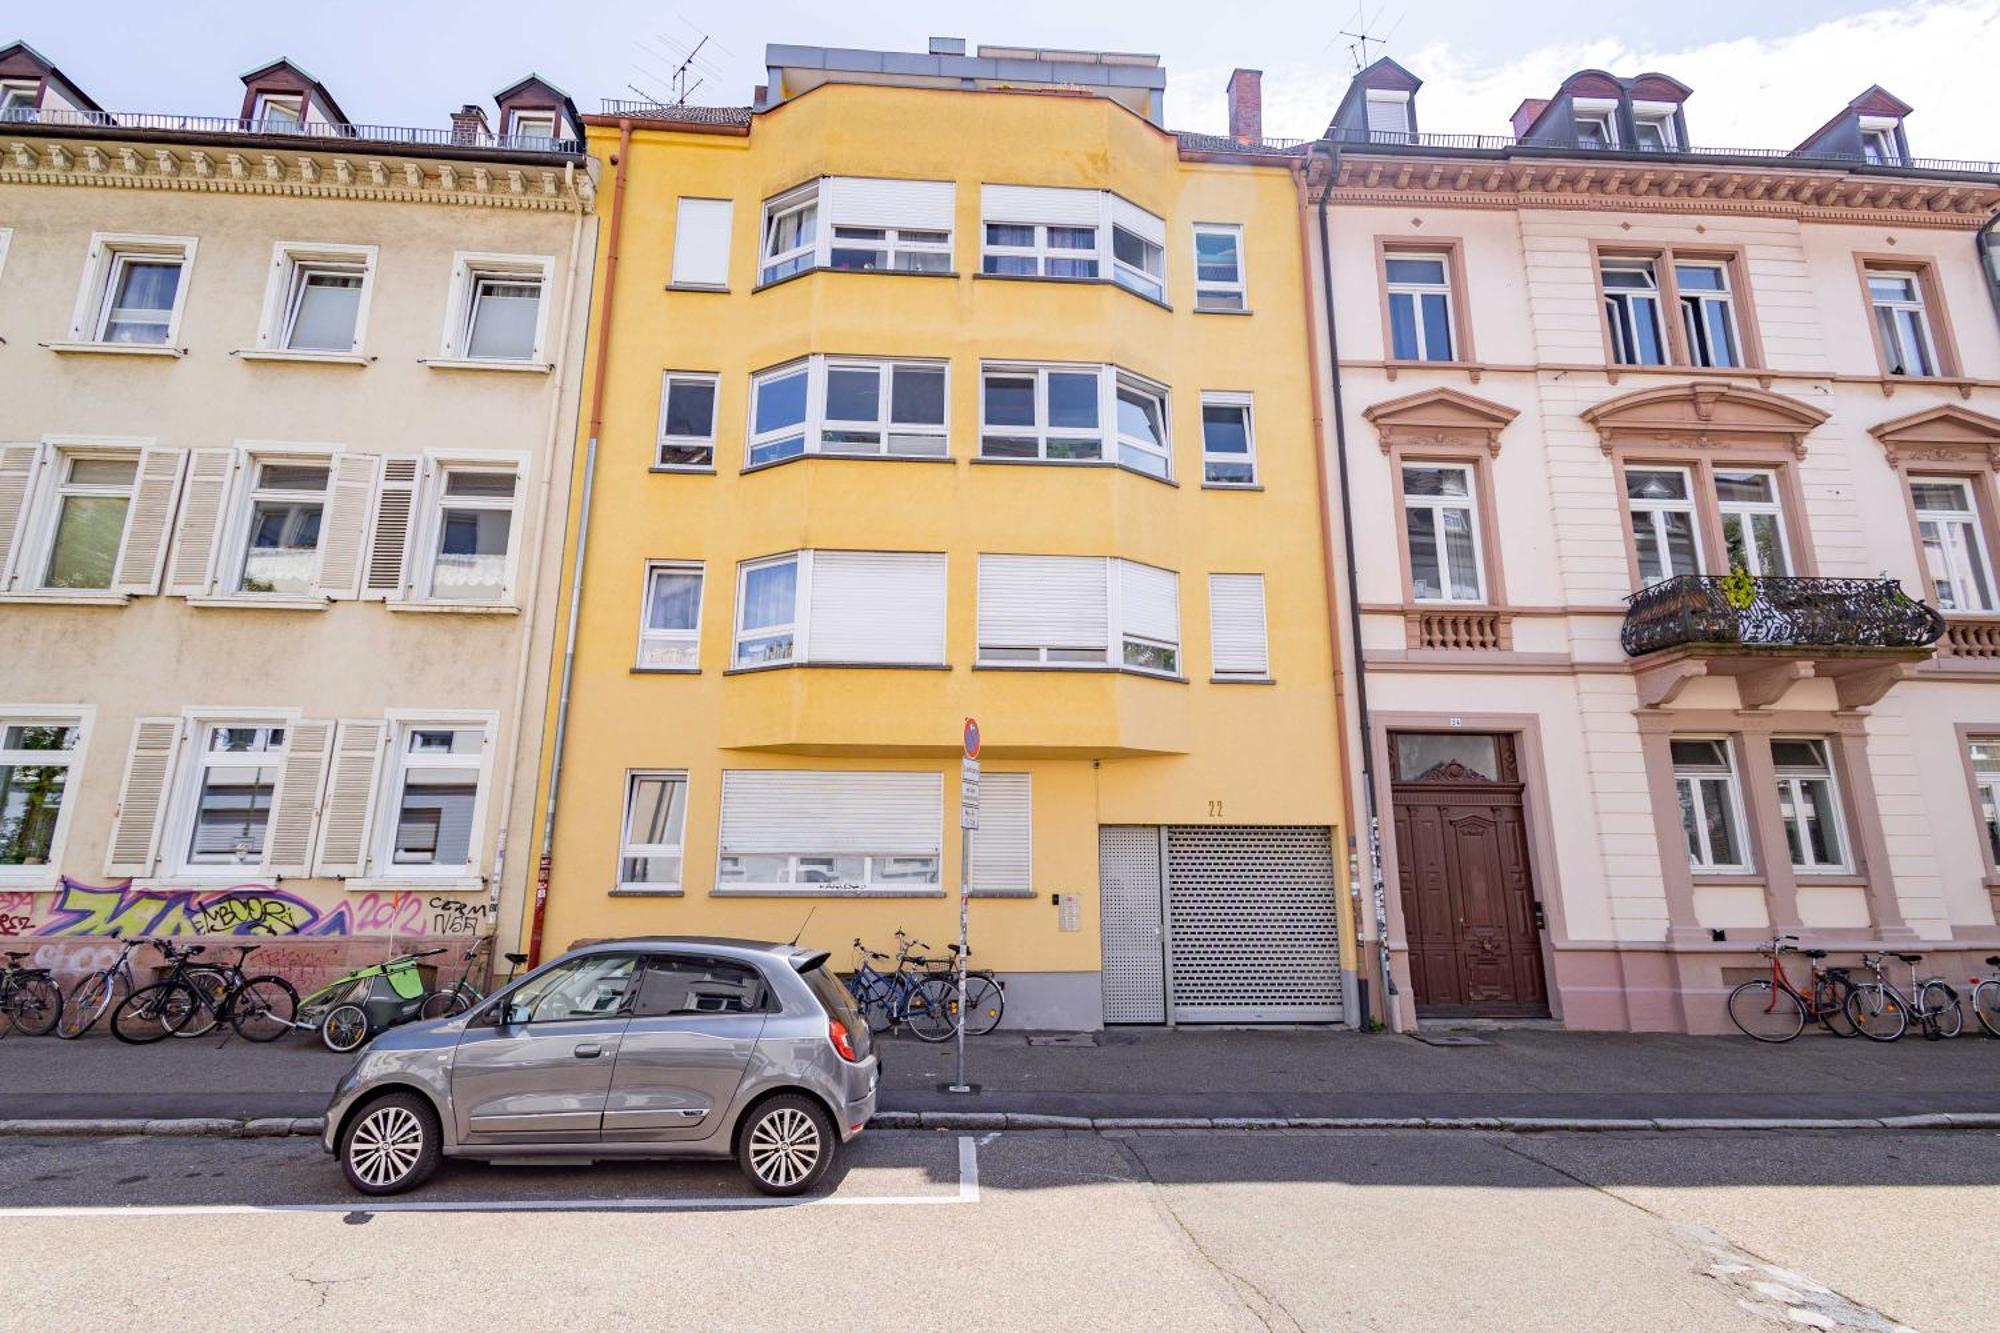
xmin=3 ymin=1127 xmax=1994 ymax=1331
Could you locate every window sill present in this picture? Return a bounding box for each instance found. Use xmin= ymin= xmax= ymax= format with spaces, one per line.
xmin=650 ymin=464 xmax=718 ymax=475
xmin=972 ymin=272 xmax=1173 ymax=311
xmin=722 ymin=662 xmax=951 ymax=676
xmin=969 ymin=456 xmax=1177 ymax=487
xmin=345 ymin=875 xmax=485 ymax=891
xmin=632 ymin=665 xmax=702 ymax=675
xmin=664 ymin=282 xmax=730 ymax=294
xmin=1202 ymin=481 xmax=1263 ymax=492
xmin=752 ymin=267 xmax=960 ymax=294
xmin=185 ymin=595 xmax=330 ymax=611
xmin=742 ymin=452 xmax=955 ymax=476
xmin=1689 ymin=874 xmax=1764 ymax=887
xmin=384 ymin=600 xmax=520 ymax=615
xmin=968 ymin=888 xmax=1039 ymax=899
xmin=1194 ymin=304 xmax=1254 ymax=317
xmin=610 ymin=886 xmax=685 ymax=897
xmin=422 ymin=357 xmax=552 ymax=374
xmin=45 ymin=340 xmax=186 ymax=358
xmin=711 ymin=887 xmax=946 ymax=899
xmin=234 ymin=348 xmax=374 ymax=366
xmin=972 ymin=663 xmax=1188 ymax=683
xmin=1793 ymin=873 xmax=1867 ymax=886
xmin=1211 ymin=675 xmax=1276 ymax=685
xmin=0 ymin=591 xmax=132 ymax=606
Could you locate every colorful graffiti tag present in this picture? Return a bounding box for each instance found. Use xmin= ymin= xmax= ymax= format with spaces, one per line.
xmin=15 ymin=877 xmax=492 ymax=940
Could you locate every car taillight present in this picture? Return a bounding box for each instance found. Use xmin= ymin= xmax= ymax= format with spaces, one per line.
xmin=829 ymin=1018 xmax=860 ymax=1062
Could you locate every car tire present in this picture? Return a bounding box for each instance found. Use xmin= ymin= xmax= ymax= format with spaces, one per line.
xmin=339 ymin=1091 xmax=442 ymax=1196
xmin=737 ymin=1094 xmax=835 ymax=1197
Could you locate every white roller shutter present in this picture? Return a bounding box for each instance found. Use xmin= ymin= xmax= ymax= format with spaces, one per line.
xmin=826 ymin=177 xmax=954 ymax=231
xmin=719 ymin=770 xmax=942 ymax=856
xmin=1366 ymin=92 xmax=1411 ymax=137
xmin=981 ymin=184 xmax=1100 ymax=226
xmin=1108 ymin=194 xmax=1166 ymax=245
xmin=1118 ymin=560 xmax=1180 ymax=645
xmin=0 ymin=443 xmax=45 ymax=589
xmin=971 ymin=772 xmax=1032 ymax=896
xmin=671 ymin=197 xmax=734 ymax=287
xmin=807 ymin=551 xmax=946 ymax=665
xmin=113 ymin=447 xmax=188 ymax=596
xmin=1209 ymin=573 xmax=1270 ymax=677
xmin=978 ymin=555 xmax=1108 ymax=650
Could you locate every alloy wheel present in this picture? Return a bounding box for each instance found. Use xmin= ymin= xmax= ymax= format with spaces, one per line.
xmin=747 ymin=1107 xmax=822 ymax=1189
xmin=347 ymin=1105 xmax=425 ymax=1189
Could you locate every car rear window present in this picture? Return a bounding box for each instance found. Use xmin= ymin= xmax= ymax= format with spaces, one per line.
xmin=802 ymin=961 xmax=863 ymax=1030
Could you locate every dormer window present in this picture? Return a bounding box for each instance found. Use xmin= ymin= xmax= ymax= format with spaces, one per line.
xmin=1365 ymin=90 xmax=1412 ymax=142
xmin=251 ymin=93 xmax=304 ymax=132
xmin=0 ymin=79 xmax=38 ymax=122
xmin=1574 ymin=99 xmax=1618 ymax=149
xmin=1860 ymin=117 xmax=1900 ymax=165
xmin=508 ymin=110 xmax=558 ymax=147
xmin=1632 ymin=102 xmax=1678 ymax=152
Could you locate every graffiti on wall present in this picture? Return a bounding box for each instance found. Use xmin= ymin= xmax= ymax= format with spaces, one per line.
xmin=0 ymin=891 xmax=34 ymax=936
xmin=8 ymin=877 xmax=491 ymax=940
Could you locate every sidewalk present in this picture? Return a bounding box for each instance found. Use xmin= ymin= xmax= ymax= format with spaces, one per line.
xmin=3 ymin=1026 xmax=1996 ymax=1124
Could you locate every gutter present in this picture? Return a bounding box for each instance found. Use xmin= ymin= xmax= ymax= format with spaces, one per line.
xmin=529 ymin=117 xmax=632 ymax=968
xmin=1308 ymin=140 xmax=1395 ymax=1027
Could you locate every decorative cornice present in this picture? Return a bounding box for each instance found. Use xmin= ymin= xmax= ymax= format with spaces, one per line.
xmin=1582 ymin=380 xmax=1828 ymax=457
xmin=1363 ymin=385 xmax=1519 ymax=455
xmin=1 ymin=135 xmax=595 ymax=213
xmin=1869 ymin=403 xmax=2000 ymax=469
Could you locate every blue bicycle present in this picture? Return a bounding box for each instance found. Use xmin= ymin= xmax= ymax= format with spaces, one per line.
xmin=844 ymin=934 xmax=955 ymax=1042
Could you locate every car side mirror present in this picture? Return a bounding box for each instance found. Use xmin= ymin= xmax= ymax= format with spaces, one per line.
xmin=498 ymin=1002 xmax=530 ymax=1028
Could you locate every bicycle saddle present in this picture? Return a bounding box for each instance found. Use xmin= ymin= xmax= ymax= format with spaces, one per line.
xmin=1803 ymin=948 xmax=1828 ymax=959
xmin=504 ymin=952 xmax=528 ymax=966
xmin=233 ymin=944 xmax=261 ymax=957
xmin=1986 ymin=956 xmax=2000 ymax=968
xmin=1891 ymin=952 xmax=1923 ymax=963
xmin=3 ymin=950 xmax=28 ymax=961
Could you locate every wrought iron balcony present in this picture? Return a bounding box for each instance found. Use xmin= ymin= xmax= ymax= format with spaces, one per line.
xmin=0 ymin=107 xmax=581 ymax=155
xmin=1621 ymin=575 xmax=1946 ymax=658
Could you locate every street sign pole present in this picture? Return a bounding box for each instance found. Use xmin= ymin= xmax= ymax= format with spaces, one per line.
xmin=949 ymin=717 xmax=980 ymax=1095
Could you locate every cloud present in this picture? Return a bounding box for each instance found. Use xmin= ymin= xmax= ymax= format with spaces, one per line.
xmin=1177 ymin=0 xmax=2000 ymax=162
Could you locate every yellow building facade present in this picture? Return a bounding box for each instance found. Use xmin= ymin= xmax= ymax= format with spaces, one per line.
xmin=528 ymin=43 xmax=1352 ymax=1028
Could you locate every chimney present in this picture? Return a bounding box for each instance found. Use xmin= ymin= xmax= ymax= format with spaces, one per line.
xmin=450 ymin=104 xmax=491 ymax=145
xmin=1510 ymin=98 xmax=1549 ymax=140
xmin=1227 ymin=68 xmax=1263 ymax=145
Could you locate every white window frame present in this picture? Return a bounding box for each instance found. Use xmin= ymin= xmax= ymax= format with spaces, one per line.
xmin=1364 ymin=89 xmax=1412 ymax=140
xmin=1110 ymin=223 xmax=1166 ymax=302
xmin=747 ymin=356 xmax=950 ymax=468
xmin=0 ymin=707 xmax=91 ymax=884
xmin=827 ymin=223 xmax=952 ymax=274
xmin=1112 ymin=371 xmax=1172 ymax=479
xmin=1573 ymin=98 xmax=1619 ymax=148
xmin=164 ymin=709 xmax=299 ymax=880
xmin=1632 ymin=101 xmax=1678 ymax=151
xmin=1602 ymin=257 xmax=1668 ymax=366
xmin=980 ymin=220 xmax=1100 ymax=280
xmin=1672 ymin=737 xmax=1753 ymax=875
xmin=975 ymin=555 xmax=1181 ymax=677
xmin=250 ymin=93 xmax=305 ymax=131
xmin=1970 ymin=740 xmax=2000 ymax=866
xmin=23 ymin=439 xmax=146 ymax=595
xmin=1192 ymin=223 xmax=1246 ymax=311
xmin=67 ymin=233 xmax=198 ymax=348
xmin=1859 ymin=116 xmax=1901 ymax=166
xmin=1772 ymin=737 xmax=1853 ymax=875
xmin=372 ymin=712 xmax=496 ymax=883
xmin=759 ymin=178 xmax=955 ymax=283
xmin=1384 ymin=251 xmax=1456 ymax=362
xmin=507 ymin=110 xmax=559 ymax=146
xmin=1910 ymin=476 xmax=1997 ymax=613
xmin=714 ymin=770 xmax=944 ymax=897
xmin=734 ymin=552 xmax=806 ymax=669
xmin=1401 ymin=462 xmax=1487 ymax=602
xmin=1714 ymin=468 xmax=1792 ymax=577
xmin=980 ymin=189 xmax=1166 ymax=298
xmin=759 ymin=184 xmax=820 ymax=283
xmin=1674 ymin=259 xmax=1742 ymax=369
xmin=438 ymin=252 xmax=554 ymax=366
xmin=657 ymin=371 xmax=719 ymax=470
xmin=1627 ymin=465 xmax=1704 ymax=586
xmin=978 ymin=362 xmax=1172 ymax=480
xmin=637 ymin=560 xmax=705 ymax=671
xmin=617 ymin=769 xmax=688 ymax=892
xmin=413 ymin=451 xmax=528 ymax=606
xmin=0 ymin=80 xmax=39 ymax=121
xmin=225 ymin=445 xmax=341 ymax=598
xmin=253 ymin=242 xmax=377 ymax=358
xmin=1200 ymin=392 xmax=1257 ymax=487
xmin=1866 ymin=269 xmax=1940 ymax=378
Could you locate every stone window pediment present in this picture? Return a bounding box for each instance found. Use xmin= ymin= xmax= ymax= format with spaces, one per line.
xmin=1868 ymin=404 xmax=2000 ymax=470
xmin=1362 ymin=386 xmax=1518 ymax=456
xmin=1581 ymin=381 xmax=1828 ymax=458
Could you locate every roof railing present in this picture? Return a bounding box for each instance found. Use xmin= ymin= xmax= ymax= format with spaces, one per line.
xmin=1321 ymin=126 xmax=2000 ymax=177
xmin=0 ymin=107 xmax=582 ymax=155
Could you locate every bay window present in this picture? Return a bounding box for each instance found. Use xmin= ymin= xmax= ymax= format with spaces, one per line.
xmin=748 ymin=356 xmax=948 ymax=467
xmin=977 ymin=554 xmax=1181 ymax=676
xmin=760 ymin=177 xmax=955 ymax=283
xmin=979 ymin=186 xmax=1166 ymax=298
xmin=979 ymin=362 xmax=1172 ymax=479
xmin=732 ymin=550 xmax=947 ymax=669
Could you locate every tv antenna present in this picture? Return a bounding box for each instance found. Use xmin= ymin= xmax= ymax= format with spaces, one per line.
xmin=633 ymin=22 xmax=731 ymax=107
xmin=1339 ymin=3 xmax=1404 ymax=74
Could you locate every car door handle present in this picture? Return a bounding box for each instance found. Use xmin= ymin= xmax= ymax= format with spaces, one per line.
xmin=574 ymin=1042 xmax=604 ymax=1059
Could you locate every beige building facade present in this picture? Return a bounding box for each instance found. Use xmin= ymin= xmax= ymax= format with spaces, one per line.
xmin=1313 ymin=60 xmax=2000 ymax=1031
xmin=0 ymin=46 xmax=596 ymax=990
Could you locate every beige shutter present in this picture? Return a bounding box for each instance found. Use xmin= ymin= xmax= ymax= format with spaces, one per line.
xmin=265 ymin=719 xmax=334 ymax=876
xmin=317 ymin=452 xmax=378 ymax=600
xmin=113 ymin=446 xmax=188 ymax=596
xmin=0 ymin=443 xmax=45 ymax=589
xmin=312 ymin=719 xmax=388 ymax=878
xmin=970 ymin=772 xmax=1033 ymax=897
xmin=806 ymin=551 xmax=947 ymax=664
xmin=1208 ymin=573 xmax=1270 ymax=678
xmin=671 ymin=198 xmax=734 ymax=287
xmin=167 ymin=448 xmax=239 ymax=596
xmin=977 ymin=554 xmax=1109 ymax=652
xmin=105 ymin=716 xmax=185 ymax=876
xmin=363 ymin=456 xmax=421 ymax=599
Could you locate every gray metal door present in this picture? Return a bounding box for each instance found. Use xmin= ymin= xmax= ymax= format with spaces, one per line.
xmin=1098 ymin=825 xmax=1165 ymax=1024
xmin=1164 ymin=826 xmax=1342 ymax=1023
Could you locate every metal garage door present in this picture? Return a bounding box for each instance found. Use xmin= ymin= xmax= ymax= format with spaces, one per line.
xmin=1164 ymin=826 xmax=1342 ymax=1023
xmin=1098 ymin=826 xmax=1166 ymax=1023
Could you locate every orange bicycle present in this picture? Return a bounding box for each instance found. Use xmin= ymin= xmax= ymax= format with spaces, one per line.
xmin=1726 ymin=934 xmax=1859 ymax=1042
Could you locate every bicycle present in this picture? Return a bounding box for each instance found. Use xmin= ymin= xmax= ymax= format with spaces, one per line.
xmin=1972 ymin=956 xmax=2000 ymax=1039
xmin=914 ymin=942 xmax=1006 ymax=1037
xmin=56 ymin=931 xmax=148 ymax=1039
xmin=844 ymin=935 xmax=954 ymax=1042
xmin=419 ymin=941 xmax=524 ymax=1020
xmin=1845 ymin=950 xmax=1963 ymax=1042
xmin=0 ymin=949 xmax=62 ymax=1038
xmin=110 ymin=942 xmax=298 ymax=1044
xmin=1725 ymin=934 xmax=1858 ymax=1043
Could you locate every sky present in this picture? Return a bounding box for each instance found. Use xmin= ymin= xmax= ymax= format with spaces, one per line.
xmin=12 ymin=0 xmax=1999 ymax=160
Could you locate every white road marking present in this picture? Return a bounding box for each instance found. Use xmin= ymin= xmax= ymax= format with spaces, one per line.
xmin=0 ymin=1137 xmax=982 ymax=1217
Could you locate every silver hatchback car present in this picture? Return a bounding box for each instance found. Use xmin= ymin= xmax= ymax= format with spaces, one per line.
xmin=321 ymin=937 xmax=878 ymax=1196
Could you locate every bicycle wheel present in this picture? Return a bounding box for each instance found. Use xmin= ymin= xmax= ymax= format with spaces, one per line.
xmin=1816 ymin=975 xmax=1859 ymax=1038
xmin=112 ymin=982 xmax=199 ymax=1045
xmin=419 ymin=984 xmax=475 ymax=1021
xmin=322 ymin=1004 xmax=370 ymax=1054
xmin=904 ymin=977 xmax=960 ymax=1043
xmin=229 ymin=976 xmax=298 ymax=1042
xmin=173 ymin=968 xmax=228 ymax=1038
xmin=960 ymin=974 xmax=1005 ymax=1036
xmin=852 ymin=980 xmax=892 ymax=1035
xmin=1845 ymin=983 xmax=1908 ymax=1042
xmin=5 ymin=973 xmax=62 ymax=1036
xmin=1974 ymin=981 xmax=2000 ymax=1039
xmin=1726 ymin=980 xmax=1805 ymax=1043
xmin=1919 ymin=981 xmax=1963 ymax=1040
xmin=57 ymin=970 xmax=121 ymax=1039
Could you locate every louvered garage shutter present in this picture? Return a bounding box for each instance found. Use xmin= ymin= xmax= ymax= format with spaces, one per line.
xmin=981 ymin=183 xmax=1101 ymax=226
xmin=719 ymin=770 xmax=941 ymax=857
xmin=1117 ymin=560 xmax=1179 ymax=646
xmin=1208 ymin=574 xmax=1270 ymax=677
xmin=970 ymin=773 xmax=1031 ymax=897
xmin=826 ymin=177 xmax=954 ymax=231
xmin=1165 ymin=826 xmax=1341 ymax=1022
xmin=1108 ymin=194 xmax=1167 ymax=246
xmin=978 ymin=555 xmax=1108 ymax=651
xmin=671 ymin=198 xmax=734 ymax=287
xmin=807 ymin=551 xmax=946 ymax=665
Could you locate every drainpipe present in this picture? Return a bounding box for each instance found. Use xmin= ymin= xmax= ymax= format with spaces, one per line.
xmin=1309 ymin=140 xmax=1395 ymax=1028
xmin=529 ymin=118 xmax=631 ymax=967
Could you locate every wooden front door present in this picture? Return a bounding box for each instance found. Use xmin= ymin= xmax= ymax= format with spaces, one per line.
xmin=1390 ymin=732 xmax=1549 ymax=1016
